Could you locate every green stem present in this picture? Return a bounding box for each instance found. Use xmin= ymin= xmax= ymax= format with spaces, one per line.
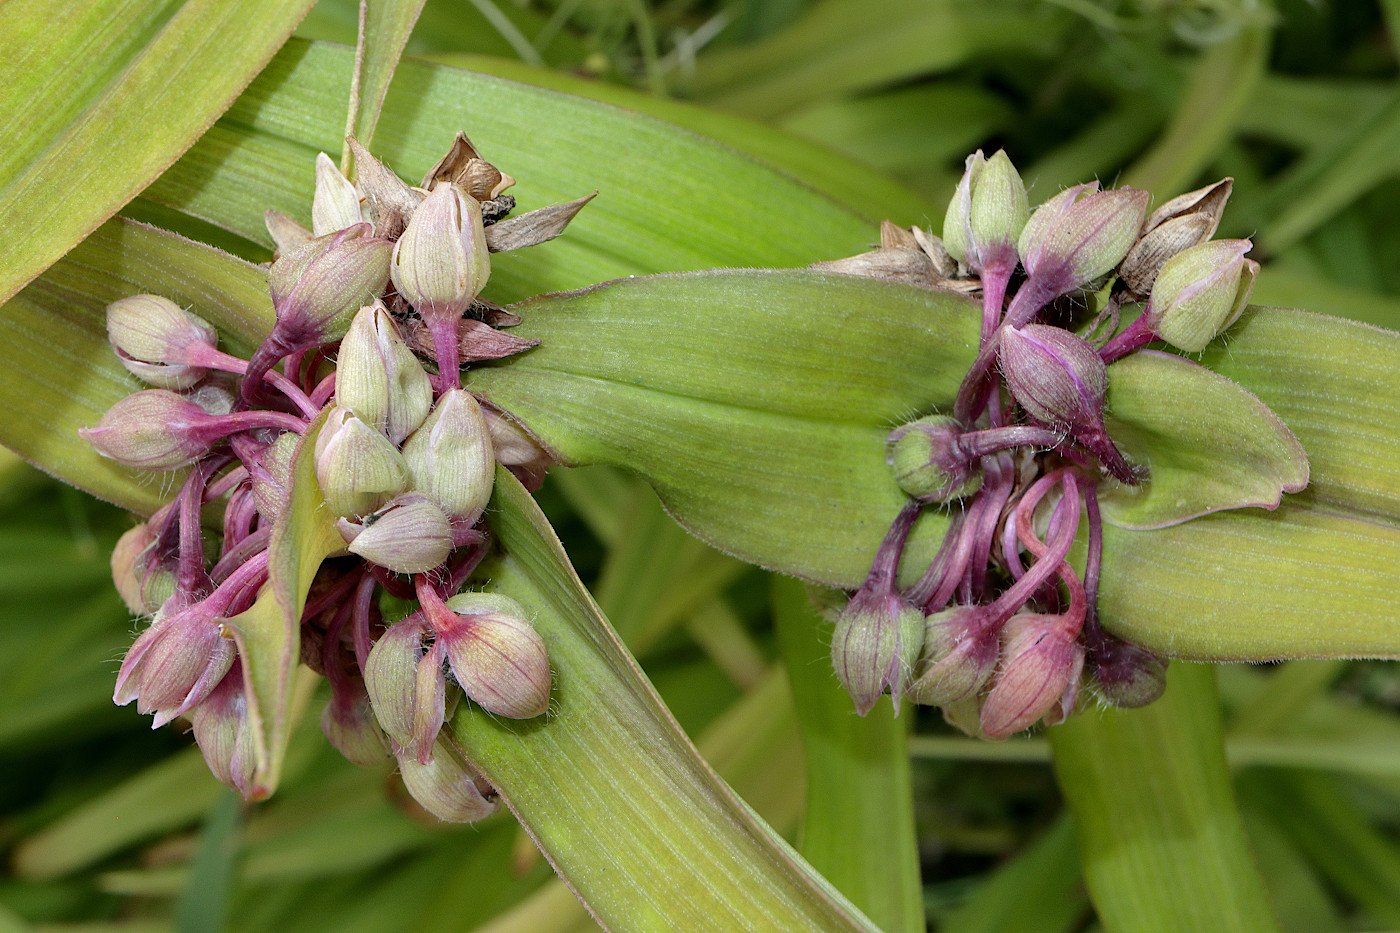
xmin=773 ymin=576 xmax=924 ymax=933
xmin=1048 ymin=663 xmax=1282 ymax=933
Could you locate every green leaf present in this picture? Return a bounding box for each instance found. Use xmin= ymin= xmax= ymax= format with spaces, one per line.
xmin=452 ymin=469 xmax=882 ymax=932
xmin=345 ymin=0 xmax=428 ymax=158
xmin=1098 ymin=350 xmax=1308 ymax=530
xmin=0 ymin=0 xmax=318 ymax=306
xmin=773 ymin=576 xmax=924 ymax=933
xmin=226 ymin=410 xmax=341 ymax=799
xmin=1095 ymin=307 xmax=1400 ymax=659
xmin=1049 ymin=663 xmax=1282 ymax=933
xmin=417 ymin=53 xmax=935 ymax=226
xmin=468 ymin=269 xmax=981 ymax=587
xmin=143 ymin=40 xmax=880 ymax=301
xmin=0 ymin=219 xmax=274 ymax=512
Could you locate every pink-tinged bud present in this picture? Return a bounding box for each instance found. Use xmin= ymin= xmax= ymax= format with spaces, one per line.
xmin=1000 ymin=325 xmax=1105 ymax=431
xmin=394 ymin=736 xmax=498 ymax=823
xmin=111 ymin=523 xmax=160 ymax=615
xmin=1001 ymin=326 xmax=1140 ymax=483
xmin=338 ymin=493 xmax=453 ymax=574
xmin=1092 ymin=638 xmax=1168 ymax=708
xmin=336 ymin=302 xmax=433 ymax=444
xmin=907 ymin=606 xmax=999 ymax=707
xmin=267 ymin=224 xmax=393 ymax=346
xmin=886 ymin=415 xmax=982 ymax=502
xmin=401 ymin=389 xmax=495 ymax=524
xmin=830 ymin=586 xmax=926 ymax=716
xmin=313 ymin=406 xmax=409 ymax=519
xmin=441 ymin=593 xmax=551 ymax=719
xmin=980 ymin=613 xmax=1082 ymax=738
xmin=81 ymin=390 xmax=224 ymax=470
xmin=364 ymin=616 xmax=446 ymax=763
xmin=1146 ymin=239 xmax=1258 ymax=352
xmin=189 ymin=661 xmax=258 ymax=798
xmin=312 ymin=152 xmax=364 ymax=236
xmin=251 ymin=431 xmax=298 ymax=524
xmin=114 ymin=604 xmax=238 ymax=728
xmin=390 ymin=184 xmax=491 ymax=320
xmin=322 ymin=688 xmax=390 ymax=767
xmin=106 ymin=295 xmax=219 ymax=390
xmin=1017 ymin=184 xmax=1149 ymax=296
xmin=943 ymin=150 xmax=1028 ymax=274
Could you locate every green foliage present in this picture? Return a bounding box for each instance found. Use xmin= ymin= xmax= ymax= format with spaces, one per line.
xmin=4 ymin=2 xmax=1400 ymax=933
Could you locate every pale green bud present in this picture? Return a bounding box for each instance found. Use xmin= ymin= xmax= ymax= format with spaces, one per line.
xmin=336 ymin=302 xmax=433 ymax=444
xmin=339 ymin=493 xmax=453 ymax=574
xmin=1018 ymin=184 xmax=1149 ymax=295
xmin=1147 ymin=239 xmax=1257 ymax=352
xmin=313 ymin=406 xmax=409 ymax=519
xmin=394 ymin=736 xmax=497 ymax=823
xmin=312 ymin=152 xmax=364 ymax=236
xmin=106 ymin=294 xmax=218 ymax=390
xmin=390 ymin=183 xmax=490 ymax=321
xmin=943 ymin=150 xmax=1028 ymax=274
xmin=268 ymin=224 xmax=393 ymax=345
xmin=831 ymin=589 xmax=926 ymax=715
xmin=401 ymin=389 xmax=495 ymax=523
xmin=886 ymin=415 xmax=982 ymax=502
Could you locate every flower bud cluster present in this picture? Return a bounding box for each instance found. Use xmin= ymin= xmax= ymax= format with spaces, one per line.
xmin=85 ymin=132 xmax=589 ymax=816
xmin=818 ymin=151 xmax=1271 ymax=734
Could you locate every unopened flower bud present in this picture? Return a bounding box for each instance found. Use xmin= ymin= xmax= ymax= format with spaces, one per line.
xmin=339 ymin=493 xmax=453 ymax=574
xmin=111 ymin=523 xmax=159 ymax=615
xmin=189 ymin=661 xmax=258 ymax=798
xmin=312 ymin=152 xmax=364 ymax=236
xmin=1000 ymin=326 xmax=1138 ymax=483
xmin=401 ymin=389 xmax=494 ymax=523
xmin=114 ymin=604 xmax=238 ymax=728
xmin=390 ymin=183 xmax=490 ymax=318
xmin=886 ymin=416 xmax=982 ymax=502
xmin=81 ymin=390 xmax=225 ymax=470
xmin=944 ymin=150 xmax=1028 ymax=274
xmin=394 ymin=735 xmax=497 ymax=823
xmin=1000 ymin=325 xmax=1106 ymax=431
xmin=1117 ymin=178 xmax=1233 ymax=300
xmin=830 ymin=586 xmax=926 ymax=716
xmin=1146 ymin=239 xmax=1258 ymax=352
xmin=441 ymin=593 xmax=551 ymax=719
xmin=322 ymin=688 xmax=390 ymax=767
xmin=336 ymin=302 xmax=433 ymax=443
xmin=980 ymin=613 xmax=1083 ymax=738
xmin=907 ymin=606 xmax=999 ymax=706
xmin=313 ymin=406 xmax=409 ymax=519
xmin=1018 ymin=184 xmax=1149 ymax=296
xmin=267 ymin=224 xmax=393 ymax=346
xmin=1092 ymin=638 xmax=1168 ymax=708
xmin=106 ymin=295 xmax=219 ymax=389
xmin=251 ymin=431 xmax=298 ymax=523
xmin=364 ymin=616 xmax=445 ymax=762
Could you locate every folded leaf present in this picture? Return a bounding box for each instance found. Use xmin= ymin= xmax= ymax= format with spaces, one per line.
xmin=1099 ymin=350 xmax=1308 ymax=530
xmin=226 ymin=410 xmax=340 ymax=798
xmin=454 ymin=469 xmax=882 ymax=933
xmin=0 ymin=0 xmax=318 ymax=305
xmin=468 ymin=269 xmax=982 ymax=586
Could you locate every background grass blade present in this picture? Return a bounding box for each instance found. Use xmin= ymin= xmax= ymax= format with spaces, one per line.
xmin=1049 ymin=663 xmax=1282 ymax=933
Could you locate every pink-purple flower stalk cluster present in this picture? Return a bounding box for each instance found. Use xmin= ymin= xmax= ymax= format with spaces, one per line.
xmin=83 ymin=134 xmax=585 ymax=819
xmin=831 ymin=152 xmax=1257 ymax=737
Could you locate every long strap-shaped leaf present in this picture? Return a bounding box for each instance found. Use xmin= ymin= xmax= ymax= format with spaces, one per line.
xmin=453 ymin=470 xmax=882 ymax=933
xmin=0 ymin=0 xmax=317 ymax=306
xmin=1049 ymin=663 xmax=1282 ymax=933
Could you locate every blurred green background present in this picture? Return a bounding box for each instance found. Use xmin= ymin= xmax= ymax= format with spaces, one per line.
xmin=6 ymin=1 xmax=1400 ymax=931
